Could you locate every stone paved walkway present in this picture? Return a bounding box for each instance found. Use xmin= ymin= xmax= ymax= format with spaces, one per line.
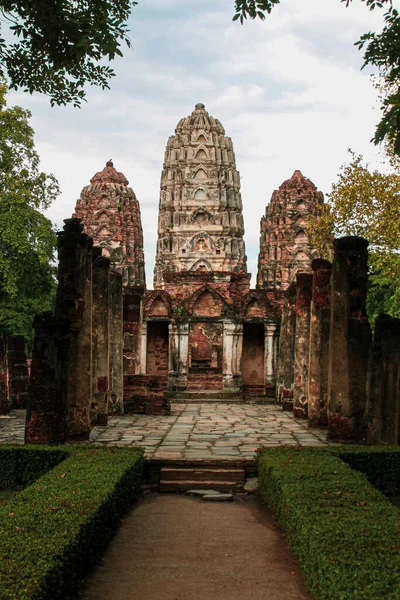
xmin=0 ymin=404 xmax=330 ymax=458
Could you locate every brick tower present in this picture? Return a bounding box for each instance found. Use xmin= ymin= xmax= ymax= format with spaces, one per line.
xmin=257 ymin=170 xmax=324 ymax=290
xmin=154 ymin=103 xmax=247 ymax=288
xmin=74 ymin=160 xmax=145 ymax=289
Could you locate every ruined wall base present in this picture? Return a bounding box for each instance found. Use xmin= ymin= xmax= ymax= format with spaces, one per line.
xmin=124 ymin=375 xmax=170 ymax=415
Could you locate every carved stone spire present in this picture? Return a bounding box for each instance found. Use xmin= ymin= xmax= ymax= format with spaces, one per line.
xmin=73 ymin=161 xmax=145 ymax=288
xmin=257 ymin=170 xmax=324 ymax=290
xmin=153 ymin=103 xmax=247 ymax=289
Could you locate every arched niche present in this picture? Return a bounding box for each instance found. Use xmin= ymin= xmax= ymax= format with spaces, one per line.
xmin=295 ymin=230 xmax=307 ymax=242
xmin=245 ymin=297 xmax=265 ymax=318
xmin=192 ymin=290 xmax=223 ymax=317
xmin=193 ymin=187 xmax=208 ymax=200
xmin=148 ymin=297 xmax=169 ymax=318
xmin=193 ymin=168 xmax=208 ymax=181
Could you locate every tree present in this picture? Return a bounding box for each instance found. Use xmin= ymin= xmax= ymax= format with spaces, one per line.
xmin=0 ymin=84 xmax=59 ymax=344
xmin=0 ymin=1 xmax=137 ymax=107
xmin=309 ymin=151 xmax=400 ymax=322
xmin=233 ymin=1 xmax=400 ymax=155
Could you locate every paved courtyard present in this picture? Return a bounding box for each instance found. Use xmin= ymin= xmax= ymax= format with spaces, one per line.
xmin=0 ymin=403 xmax=330 ymax=459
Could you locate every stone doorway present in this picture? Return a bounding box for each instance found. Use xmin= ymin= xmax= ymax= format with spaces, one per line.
xmin=242 ymin=323 xmax=265 ymax=387
xmin=187 ymin=322 xmax=223 ymax=390
xmin=146 ymin=322 xmax=169 ymax=376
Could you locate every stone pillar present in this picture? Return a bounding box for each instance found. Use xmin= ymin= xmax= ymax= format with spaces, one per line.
xmin=276 ymin=287 xmax=296 ymax=410
xmin=140 ymin=321 xmax=147 ymax=375
xmin=7 ymin=335 xmax=29 ymax=409
xmin=91 ymin=251 xmax=110 ymax=425
xmin=308 ymin=259 xmax=332 ymax=428
xmin=25 ymin=313 xmax=69 ymax=444
xmin=55 ymin=218 xmax=93 ymax=441
xmin=327 ymin=236 xmax=371 ymax=442
xmin=293 ymin=273 xmax=313 ymax=419
xmin=223 ymin=321 xmax=240 ymax=391
xmin=109 ymin=271 xmax=124 ymax=415
xmin=265 ymin=323 xmax=277 ymax=396
xmin=0 ymin=337 xmax=8 ymax=415
xmin=168 ymin=321 xmax=189 ymax=391
xmin=232 ymin=322 xmax=243 ymax=390
xmin=123 ymin=289 xmax=142 ymax=375
xmin=366 ymin=315 xmax=400 ymax=445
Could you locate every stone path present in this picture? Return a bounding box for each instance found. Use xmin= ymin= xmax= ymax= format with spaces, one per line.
xmin=0 ymin=404 xmax=329 ymax=458
xmin=78 ymin=494 xmax=313 ymax=600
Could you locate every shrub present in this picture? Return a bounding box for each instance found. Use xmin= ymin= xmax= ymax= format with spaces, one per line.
xmin=258 ymin=447 xmax=400 ymax=600
xmin=0 ymin=445 xmax=144 ymax=600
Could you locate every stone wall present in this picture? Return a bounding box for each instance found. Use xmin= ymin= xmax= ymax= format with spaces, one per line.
xmin=0 ymin=337 xmax=8 ymax=415
xmin=7 ymin=335 xmax=29 ymax=409
xmin=124 ymin=374 xmax=170 ymax=414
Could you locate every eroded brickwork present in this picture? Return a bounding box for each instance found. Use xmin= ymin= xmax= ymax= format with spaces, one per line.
xmin=154 ymin=103 xmax=247 ymax=288
xmin=74 ymin=161 xmax=145 ymax=288
xmin=7 ymin=335 xmax=29 ymax=409
xmin=0 ymin=337 xmax=8 ymax=415
xmin=257 ymin=170 xmax=323 ymax=291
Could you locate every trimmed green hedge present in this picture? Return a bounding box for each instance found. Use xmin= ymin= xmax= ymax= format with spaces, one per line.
xmin=258 ymin=447 xmax=400 ymax=600
xmin=0 ymin=445 xmax=69 ymax=490
xmin=339 ymin=446 xmax=400 ymax=497
xmin=0 ymin=445 xmax=144 ymax=600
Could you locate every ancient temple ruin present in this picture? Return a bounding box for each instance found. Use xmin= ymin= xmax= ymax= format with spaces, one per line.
xmin=24 ymin=103 xmax=400 ymax=445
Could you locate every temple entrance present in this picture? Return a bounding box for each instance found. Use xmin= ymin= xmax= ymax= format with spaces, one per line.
xmin=146 ymin=322 xmax=169 ymax=375
xmin=187 ymin=322 xmax=223 ymax=390
xmin=242 ymin=323 xmax=265 ymax=386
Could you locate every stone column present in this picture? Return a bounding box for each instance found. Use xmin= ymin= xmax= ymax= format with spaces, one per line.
xmin=91 ymin=251 xmax=110 ymax=425
xmin=0 ymin=337 xmax=8 ymax=415
xmin=232 ymin=322 xmax=243 ymax=391
xmin=169 ymin=321 xmax=189 ymax=391
xmin=140 ymin=321 xmax=147 ymax=375
xmin=223 ymin=321 xmax=240 ymax=391
xmin=25 ymin=313 xmax=69 ymax=444
xmin=366 ymin=315 xmax=400 ymax=445
xmin=327 ymin=236 xmax=371 ymax=442
xmin=308 ymin=259 xmax=332 ymax=428
xmin=123 ymin=289 xmax=142 ymax=375
xmin=265 ymin=323 xmax=277 ymax=396
xmin=55 ymin=218 xmax=93 ymax=441
xmin=7 ymin=335 xmax=29 ymax=409
xmin=293 ymin=273 xmax=313 ymax=419
xmin=109 ymin=271 xmax=124 ymax=415
xmin=276 ymin=286 xmax=296 ymax=410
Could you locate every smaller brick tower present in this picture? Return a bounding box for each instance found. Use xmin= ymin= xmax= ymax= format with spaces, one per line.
xmin=257 ymin=170 xmax=324 ymax=290
xmin=74 ymin=160 xmax=145 ymax=288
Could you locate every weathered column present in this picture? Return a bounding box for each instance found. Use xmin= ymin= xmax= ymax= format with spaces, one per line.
xmin=55 ymin=218 xmax=93 ymax=441
xmin=109 ymin=271 xmax=124 ymax=415
xmin=25 ymin=313 xmax=69 ymax=444
xmin=139 ymin=321 xmax=147 ymax=375
xmin=7 ymin=335 xmax=29 ymax=409
xmin=91 ymin=251 xmax=110 ymax=425
xmin=223 ymin=321 xmax=240 ymax=391
xmin=123 ymin=289 xmax=142 ymax=375
xmin=265 ymin=323 xmax=277 ymax=396
xmin=327 ymin=236 xmax=371 ymax=442
xmin=276 ymin=286 xmax=297 ymax=410
xmin=0 ymin=337 xmax=8 ymax=415
xmin=293 ymin=273 xmax=313 ymax=419
xmin=366 ymin=315 xmax=400 ymax=445
xmin=232 ymin=322 xmax=243 ymax=391
xmin=308 ymin=259 xmax=332 ymax=428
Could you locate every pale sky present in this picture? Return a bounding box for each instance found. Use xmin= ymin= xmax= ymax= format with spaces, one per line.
xmin=8 ymin=0 xmax=392 ymax=287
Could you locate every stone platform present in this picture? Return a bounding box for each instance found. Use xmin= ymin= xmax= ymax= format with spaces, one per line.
xmin=0 ymin=403 xmax=330 ymax=459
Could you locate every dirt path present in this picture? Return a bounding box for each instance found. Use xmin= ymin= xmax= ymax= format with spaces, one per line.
xmin=78 ymin=495 xmax=313 ymax=600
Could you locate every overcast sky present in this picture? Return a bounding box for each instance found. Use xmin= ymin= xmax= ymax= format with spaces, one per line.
xmin=8 ymin=0 xmax=392 ymax=287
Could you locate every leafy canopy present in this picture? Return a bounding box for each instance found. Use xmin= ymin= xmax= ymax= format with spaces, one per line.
xmin=309 ymin=151 xmax=400 ymax=321
xmin=233 ymin=1 xmax=400 ymax=155
xmin=0 ymin=1 xmax=137 ymax=107
xmin=0 ymin=84 xmax=59 ymax=343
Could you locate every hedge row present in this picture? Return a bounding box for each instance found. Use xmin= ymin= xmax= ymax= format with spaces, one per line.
xmin=257 ymin=447 xmax=400 ymax=600
xmin=0 ymin=445 xmax=144 ymax=600
xmin=338 ymin=446 xmax=400 ymax=497
xmin=0 ymin=445 xmax=69 ymax=490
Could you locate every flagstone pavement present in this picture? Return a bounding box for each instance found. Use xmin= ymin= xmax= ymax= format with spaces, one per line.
xmin=0 ymin=403 xmax=331 ymax=459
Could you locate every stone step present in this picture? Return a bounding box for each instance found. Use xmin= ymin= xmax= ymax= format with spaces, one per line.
xmin=159 ymin=480 xmax=242 ymax=493
xmin=160 ymin=467 xmax=245 ymax=483
xmin=167 ymin=391 xmax=243 ymax=401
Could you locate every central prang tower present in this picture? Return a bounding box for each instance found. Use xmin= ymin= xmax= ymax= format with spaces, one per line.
xmin=154 ymin=103 xmax=247 ymax=288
